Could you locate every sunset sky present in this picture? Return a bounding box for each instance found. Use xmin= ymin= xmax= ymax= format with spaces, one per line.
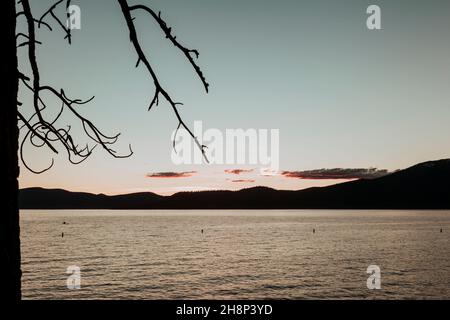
xmin=18 ymin=0 xmax=450 ymax=195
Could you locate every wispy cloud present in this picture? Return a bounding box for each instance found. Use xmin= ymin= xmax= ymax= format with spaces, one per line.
xmin=145 ymin=171 xmax=197 ymax=178
xmin=281 ymin=168 xmax=389 ymax=180
xmin=230 ymin=179 xmax=255 ymax=183
xmin=224 ymin=169 xmax=254 ymax=175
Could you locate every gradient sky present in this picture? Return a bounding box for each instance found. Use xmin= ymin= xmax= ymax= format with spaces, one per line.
xmin=18 ymin=0 xmax=450 ymax=195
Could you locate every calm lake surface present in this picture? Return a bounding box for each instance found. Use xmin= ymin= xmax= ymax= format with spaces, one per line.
xmin=20 ymin=210 xmax=450 ymax=299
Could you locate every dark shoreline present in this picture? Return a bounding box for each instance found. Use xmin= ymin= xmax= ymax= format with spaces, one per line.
xmin=20 ymin=159 xmax=450 ymax=210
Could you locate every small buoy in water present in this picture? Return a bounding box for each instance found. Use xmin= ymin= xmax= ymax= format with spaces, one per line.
xmin=313 ymin=228 xmax=315 ymax=234
xmin=61 ymin=232 xmax=64 ymax=238
xmin=63 ymin=221 xmax=66 ymax=225
xmin=441 ymin=228 xmax=443 ymax=233
xmin=201 ymin=229 xmax=204 ymax=234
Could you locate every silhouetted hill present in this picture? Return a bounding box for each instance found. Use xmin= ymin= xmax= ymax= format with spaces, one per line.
xmin=19 ymin=188 xmax=164 ymax=209
xmin=19 ymin=159 xmax=450 ymax=209
xmin=287 ymin=159 xmax=450 ymax=209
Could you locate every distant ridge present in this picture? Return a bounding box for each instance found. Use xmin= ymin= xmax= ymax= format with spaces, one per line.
xmin=19 ymin=159 xmax=450 ymax=209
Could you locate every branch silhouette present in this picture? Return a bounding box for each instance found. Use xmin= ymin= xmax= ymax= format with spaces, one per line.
xmin=119 ymin=0 xmax=209 ymax=162
xmin=17 ymin=0 xmax=210 ymax=173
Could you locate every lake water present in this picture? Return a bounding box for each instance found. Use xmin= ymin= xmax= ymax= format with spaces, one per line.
xmin=20 ymin=210 xmax=450 ymax=299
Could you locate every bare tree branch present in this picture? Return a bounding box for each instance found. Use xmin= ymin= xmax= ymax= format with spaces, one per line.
xmin=128 ymin=4 xmax=209 ymax=93
xmin=17 ymin=0 xmax=209 ymax=173
xmin=17 ymin=11 xmax=53 ymax=31
xmin=18 ymin=0 xmax=133 ymax=173
xmin=118 ymin=0 xmax=209 ymax=162
xmin=38 ymin=0 xmax=72 ymax=44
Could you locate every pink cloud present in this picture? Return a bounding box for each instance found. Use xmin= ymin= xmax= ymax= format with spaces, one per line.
xmin=145 ymin=171 xmax=197 ymax=178
xmin=224 ymin=169 xmax=254 ymax=175
xmin=281 ymin=168 xmax=389 ymax=180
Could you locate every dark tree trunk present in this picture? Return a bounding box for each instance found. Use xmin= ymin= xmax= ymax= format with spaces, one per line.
xmin=1 ymin=0 xmax=21 ymax=301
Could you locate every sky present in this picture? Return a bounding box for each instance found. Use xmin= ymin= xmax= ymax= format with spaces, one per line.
xmin=17 ymin=0 xmax=450 ymax=195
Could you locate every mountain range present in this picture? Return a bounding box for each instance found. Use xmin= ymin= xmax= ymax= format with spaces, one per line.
xmin=19 ymin=159 xmax=450 ymax=209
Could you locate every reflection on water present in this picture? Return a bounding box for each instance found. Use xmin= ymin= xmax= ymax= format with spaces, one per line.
xmin=20 ymin=210 xmax=450 ymax=299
